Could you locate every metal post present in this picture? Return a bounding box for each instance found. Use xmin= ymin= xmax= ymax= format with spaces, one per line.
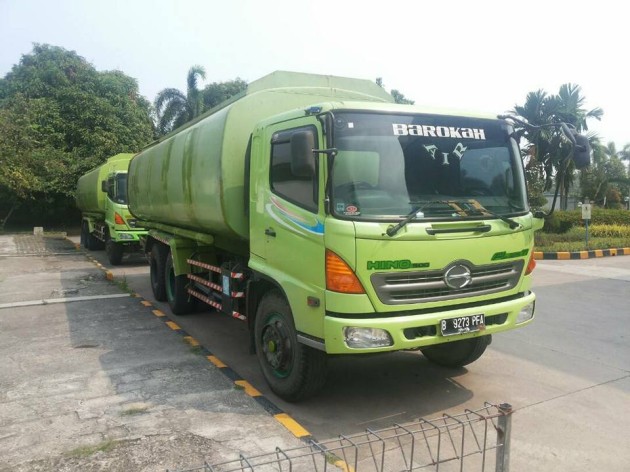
xmin=585 ymin=218 xmax=589 ymax=248
xmin=495 ymin=403 xmax=512 ymax=472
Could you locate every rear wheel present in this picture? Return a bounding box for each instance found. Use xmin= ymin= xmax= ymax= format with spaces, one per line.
xmin=165 ymin=252 xmax=196 ymax=315
xmin=421 ymin=335 xmax=491 ymax=368
xmin=254 ymin=291 xmax=327 ymax=401
xmin=106 ymin=236 xmax=124 ymax=265
xmin=150 ymin=244 xmax=167 ymax=301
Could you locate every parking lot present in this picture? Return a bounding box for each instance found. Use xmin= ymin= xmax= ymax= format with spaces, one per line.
xmin=0 ymin=234 xmax=306 ymax=471
xmin=1 ymin=232 xmax=629 ymax=471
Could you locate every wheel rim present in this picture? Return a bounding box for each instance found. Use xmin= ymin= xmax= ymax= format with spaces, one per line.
xmin=261 ymin=314 xmax=293 ymax=378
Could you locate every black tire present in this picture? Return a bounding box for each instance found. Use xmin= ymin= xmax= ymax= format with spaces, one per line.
xmin=254 ymin=291 xmax=327 ymax=401
xmin=84 ymin=223 xmax=104 ymax=250
xmin=150 ymin=244 xmax=167 ymax=301
xmin=165 ymin=252 xmax=196 ymax=315
xmin=106 ymin=237 xmax=124 ymax=266
xmin=80 ymin=221 xmax=88 ymax=248
xmin=421 ymin=335 xmax=491 ymax=368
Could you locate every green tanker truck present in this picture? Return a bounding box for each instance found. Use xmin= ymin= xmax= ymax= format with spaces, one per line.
xmin=128 ymin=71 xmax=590 ymax=401
xmin=76 ymin=153 xmax=147 ymax=265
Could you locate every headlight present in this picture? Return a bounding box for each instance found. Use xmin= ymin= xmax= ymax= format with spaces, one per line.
xmin=117 ymin=233 xmax=134 ymax=240
xmin=344 ymin=327 xmax=393 ymax=348
xmin=516 ymin=302 xmax=535 ymax=324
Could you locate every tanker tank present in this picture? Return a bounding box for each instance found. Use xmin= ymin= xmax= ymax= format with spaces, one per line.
xmin=127 ymin=71 xmax=393 ymax=250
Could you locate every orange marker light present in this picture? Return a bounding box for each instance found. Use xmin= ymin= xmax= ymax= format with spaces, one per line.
xmin=326 ymin=250 xmax=365 ymax=294
xmin=525 ymin=252 xmax=536 ymax=275
xmin=114 ymin=212 xmax=125 ymax=225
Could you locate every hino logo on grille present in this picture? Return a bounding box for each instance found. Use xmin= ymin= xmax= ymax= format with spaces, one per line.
xmin=444 ymin=264 xmax=472 ymax=289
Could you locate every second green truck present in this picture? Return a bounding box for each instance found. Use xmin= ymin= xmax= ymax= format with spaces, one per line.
xmin=127 ymin=71 xmax=590 ymax=401
xmin=76 ymin=153 xmax=147 ymax=265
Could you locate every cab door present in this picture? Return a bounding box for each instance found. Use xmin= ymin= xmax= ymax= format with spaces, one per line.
xmin=250 ymin=118 xmax=327 ymax=336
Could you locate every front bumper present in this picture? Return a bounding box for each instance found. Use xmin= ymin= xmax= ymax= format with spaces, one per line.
xmin=323 ymin=292 xmax=535 ymax=354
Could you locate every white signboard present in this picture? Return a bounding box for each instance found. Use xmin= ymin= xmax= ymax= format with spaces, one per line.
xmin=582 ymin=203 xmax=592 ymax=220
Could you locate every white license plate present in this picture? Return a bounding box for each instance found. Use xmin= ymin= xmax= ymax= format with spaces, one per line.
xmin=440 ymin=314 xmax=485 ymax=336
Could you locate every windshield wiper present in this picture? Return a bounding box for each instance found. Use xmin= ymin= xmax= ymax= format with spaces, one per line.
xmin=385 ymin=199 xmax=520 ymax=237
xmin=454 ymin=199 xmax=521 ymax=230
xmin=385 ymin=200 xmax=462 ymax=237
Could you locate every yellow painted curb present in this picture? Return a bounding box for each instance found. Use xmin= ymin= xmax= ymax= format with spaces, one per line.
xmin=106 ymin=271 xmax=114 ymax=280
xmin=207 ymin=355 xmax=227 ymax=368
xmin=141 ymin=300 xmax=152 ymax=307
xmin=183 ymin=336 xmax=199 ymax=347
xmin=165 ymin=321 xmax=181 ymax=330
xmin=152 ymin=309 xmax=166 ymax=317
xmin=274 ymin=413 xmax=311 ymax=438
xmin=235 ymin=380 xmax=262 ymax=397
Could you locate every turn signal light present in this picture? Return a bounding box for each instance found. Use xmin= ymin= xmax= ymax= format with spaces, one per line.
xmin=326 ymin=250 xmax=365 ymax=294
xmin=114 ymin=212 xmax=125 ymax=225
xmin=525 ymin=252 xmax=536 ymax=275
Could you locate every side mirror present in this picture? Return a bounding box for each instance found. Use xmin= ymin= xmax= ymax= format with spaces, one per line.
xmin=572 ymin=133 xmax=591 ymax=169
xmin=290 ymin=131 xmax=315 ymax=177
xmin=101 ymin=180 xmax=107 ymax=192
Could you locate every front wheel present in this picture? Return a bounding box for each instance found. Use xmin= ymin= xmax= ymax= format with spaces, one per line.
xmin=254 ymin=291 xmax=327 ymax=401
xmin=165 ymin=252 xmax=196 ymax=315
xmin=421 ymin=335 xmax=491 ymax=368
xmin=106 ymin=237 xmax=124 ymax=265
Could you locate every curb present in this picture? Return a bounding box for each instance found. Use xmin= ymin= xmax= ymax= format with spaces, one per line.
xmin=70 ymin=238 xmax=316 ymax=444
xmin=534 ymin=247 xmax=630 ymax=260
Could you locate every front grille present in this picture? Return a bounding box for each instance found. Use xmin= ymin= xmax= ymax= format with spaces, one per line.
xmin=371 ymin=260 xmax=524 ymax=305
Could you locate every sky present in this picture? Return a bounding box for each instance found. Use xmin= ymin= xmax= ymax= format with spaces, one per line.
xmin=1 ymin=0 xmax=628 ymax=148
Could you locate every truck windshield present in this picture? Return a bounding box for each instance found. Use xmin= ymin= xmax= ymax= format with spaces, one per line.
xmin=330 ymin=112 xmax=528 ymax=221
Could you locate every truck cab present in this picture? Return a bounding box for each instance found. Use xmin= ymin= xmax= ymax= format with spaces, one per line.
xmin=247 ymin=103 xmax=539 ymax=397
xmin=77 ymin=153 xmax=147 ymax=265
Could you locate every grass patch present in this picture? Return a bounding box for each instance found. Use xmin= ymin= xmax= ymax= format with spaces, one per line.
xmin=120 ymin=406 xmax=149 ymax=416
xmin=113 ymin=275 xmax=134 ymax=295
xmin=189 ymin=345 xmax=203 ymax=355
xmin=65 ymin=439 xmax=119 ymax=458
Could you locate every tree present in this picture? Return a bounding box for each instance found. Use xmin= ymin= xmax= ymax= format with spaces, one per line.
xmin=511 ymin=84 xmax=602 ymax=209
xmin=578 ymin=140 xmax=628 ymax=208
xmin=154 ymin=65 xmax=206 ymax=135
xmin=202 ymin=78 xmax=247 ymax=110
xmin=376 ymin=77 xmax=415 ymax=104
xmin=0 ymin=44 xmax=154 ymax=227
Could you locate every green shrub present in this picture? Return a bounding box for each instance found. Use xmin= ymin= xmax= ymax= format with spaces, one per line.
xmin=542 ymin=209 xmax=630 ymax=233
xmin=590 ymin=208 xmax=630 ymax=226
xmin=542 ymin=211 xmax=581 ymax=233
xmin=535 ymin=238 xmax=630 ymax=252
xmin=588 ymin=224 xmax=630 ymax=238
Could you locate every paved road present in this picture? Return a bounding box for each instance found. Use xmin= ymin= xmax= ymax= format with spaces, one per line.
xmin=80 ymin=241 xmax=630 ymax=471
xmin=0 ymin=235 xmax=308 ymax=471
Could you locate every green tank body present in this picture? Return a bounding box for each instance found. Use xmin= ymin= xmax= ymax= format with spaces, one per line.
xmin=127 ymin=71 xmax=393 ymax=246
xmin=76 ymin=153 xmax=135 ymax=214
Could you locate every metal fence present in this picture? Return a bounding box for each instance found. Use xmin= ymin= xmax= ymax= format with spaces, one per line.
xmin=170 ymin=402 xmax=513 ymax=472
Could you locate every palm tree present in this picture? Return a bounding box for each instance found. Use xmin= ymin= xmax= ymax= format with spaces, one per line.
xmin=511 ymin=84 xmax=602 ymax=209
xmin=154 ymin=65 xmax=206 ymax=135
xmin=617 ymin=143 xmax=630 ymax=161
